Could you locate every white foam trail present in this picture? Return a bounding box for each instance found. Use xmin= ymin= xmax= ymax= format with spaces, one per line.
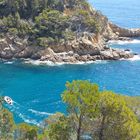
xmin=19 ymin=113 xmax=40 ymax=126
xmin=128 ymin=55 xmax=140 ymax=61
xmin=28 ymin=109 xmax=53 ymax=116
xmin=6 ymin=104 xmax=40 ymax=126
xmin=47 ymin=100 xmax=62 ymax=105
xmin=5 ymin=99 xmax=46 ymax=126
xmin=108 ymin=39 xmax=140 ymax=45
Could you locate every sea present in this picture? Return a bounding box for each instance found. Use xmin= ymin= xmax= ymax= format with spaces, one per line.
xmin=1 ymin=0 xmax=140 ymax=125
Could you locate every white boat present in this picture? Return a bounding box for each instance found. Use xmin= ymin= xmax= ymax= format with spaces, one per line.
xmin=4 ymin=96 xmax=13 ymax=105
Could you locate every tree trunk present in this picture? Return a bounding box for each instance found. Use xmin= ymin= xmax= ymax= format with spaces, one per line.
xmin=99 ymin=116 xmax=106 ymax=140
xmin=77 ymin=115 xmax=82 ymax=140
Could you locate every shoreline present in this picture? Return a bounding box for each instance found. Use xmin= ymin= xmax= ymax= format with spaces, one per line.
xmin=2 ymin=54 xmax=140 ymax=66
xmin=1 ymin=38 xmax=140 ymax=66
xmin=22 ymin=54 xmax=140 ymax=65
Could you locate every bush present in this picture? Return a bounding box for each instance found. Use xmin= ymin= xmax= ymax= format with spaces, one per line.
xmin=84 ymin=18 xmax=100 ymax=33
xmin=1 ymin=13 xmax=33 ymax=36
xmin=0 ymin=109 xmax=15 ymax=139
xmin=37 ymin=37 xmax=55 ymax=47
xmin=15 ymin=123 xmax=38 ymax=140
xmin=35 ymin=9 xmax=69 ymax=38
xmin=8 ymin=28 xmax=18 ymax=36
xmin=47 ymin=113 xmax=73 ymax=140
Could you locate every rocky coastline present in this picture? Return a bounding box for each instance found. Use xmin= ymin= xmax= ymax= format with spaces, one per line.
xmin=0 ymin=10 xmax=140 ymax=64
xmin=0 ymin=26 xmax=139 ymax=64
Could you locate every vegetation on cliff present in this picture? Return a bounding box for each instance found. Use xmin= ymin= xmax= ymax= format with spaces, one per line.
xmin=0 ymin=0 xmax=135 ymax=61
xmin=0 ymin=0 xmax=101 ymax=48
xmin=1 ymin=80 xmax=140 ymax=140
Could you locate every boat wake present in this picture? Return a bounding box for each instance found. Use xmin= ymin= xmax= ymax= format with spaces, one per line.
xmin=28 ymin=109 xmax=53 ymax=116
xmin=5 ymin=100 xmax=53 ymax=126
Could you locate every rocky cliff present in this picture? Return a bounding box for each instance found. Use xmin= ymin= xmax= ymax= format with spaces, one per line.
xmin=0 ymin=1 xmax=140 ymax=63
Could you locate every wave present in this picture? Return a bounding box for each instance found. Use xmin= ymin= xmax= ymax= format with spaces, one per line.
xmin=94 ymin=60 xmax=108 ymax=64
xmin=24 ymin=59 xmax=94 ymax=66
xmin=128 ymin=55 xmax=140 ymax=61
xmin=24 ymin=59 xmax=56 ymax=66
xmin=23 ymin=59 xmax=109 ymax=66
xmin=108 ymin=39 xmax=140 ymax=45
xmin=120 ymin=55 xmax=140 ymax=61
xmin=4 ymin=61 xmax=14 ymax=64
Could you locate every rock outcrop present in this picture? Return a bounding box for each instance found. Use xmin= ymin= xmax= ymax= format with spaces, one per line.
xmin=109 ymin=23 xmax=140 ymax=38
xmin=0 ymin=8 xmax=140 ymax=63
xmin=0 ymin=31 xmax=135 ymax=63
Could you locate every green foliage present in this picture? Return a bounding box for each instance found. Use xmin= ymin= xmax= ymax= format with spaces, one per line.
xmin=80 ymin=0 xmax=90 ymax=9
xmin=15 ymin=123 xmax=38 ymax=140
xmin=1 ymin=13 xmax=33 ymax=36
xmin=47 ymin=113 xmax=73 ymax=140
xmin=8 ymin=28 xmax=18 ymax=36
xmin=84 ymin=18 xmax=100 ymax=33
xmin=62 ymin=80 xmax=100 ymax=140
xmin=35 ymin=9 xmax=69 ymax=39
xmin=62 ymin=81 xmax=140 ymax=140
xmin=0 ymin=109 xmax=15 ymax=139
xmin=63 ymin=30 xmax=75 ymax=41
xmin=33 ymin=9 xmax=75 ymax=46
xmin=76 ymin=9 xmax=89 ymax=17
xmin=75 ymin=9 xmax=100 ymax=33
xmin=95 ymin=91 xmax=140 ymax=140
xmin=37 ymin=37 xmax=55 ymax=47
xmin=46 ymin=0 xmax=64 ymax=11
xmin=37 ymin=131 xmax=48 ymax=140
xmin=123 ymin=96 xmax=140 ymax=121
xmin=0 ymin=96 xmax=4 ymax=111
xmin=0 ymin=0 xmax=65 ymax=19
xmin=62 ymin=80 xmax=100 ymax=116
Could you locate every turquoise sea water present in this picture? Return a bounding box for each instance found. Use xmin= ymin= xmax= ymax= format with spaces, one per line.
xmin=92 ymin=0 xmax=140 ymax=28
xmin=1 ymin=0 xmax=140 ymax=125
